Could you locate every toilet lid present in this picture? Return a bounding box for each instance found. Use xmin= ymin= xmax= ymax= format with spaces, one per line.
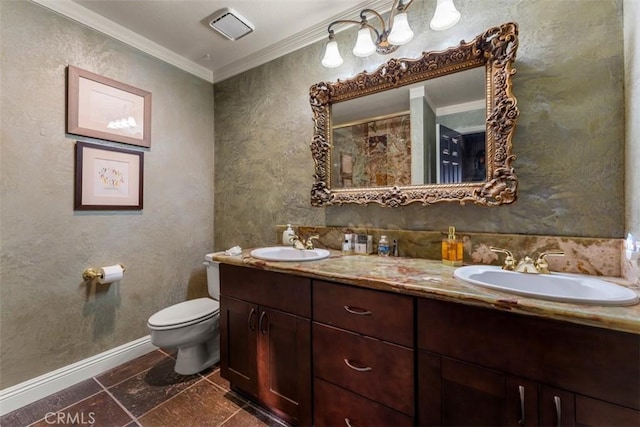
xmin=148 ymin=298 xmax=219 ymax=328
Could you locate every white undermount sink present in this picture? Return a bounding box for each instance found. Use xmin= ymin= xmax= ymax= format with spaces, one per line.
xmin=250 ymin=246 xmax=330 ymax=262
xmin=454 ymin=265 xmax=639 ymax=306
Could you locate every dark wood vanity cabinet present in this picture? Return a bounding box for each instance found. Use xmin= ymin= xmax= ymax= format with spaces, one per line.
xmin=219 ymin=264 xmax=312 ymax=426
xmin=417 ymin=298 xmax=640 ymax=426
xmin=312 ymin=280 xmax=415 ymax=426
xmin=218 ymin=263 xmax=639 ymax=426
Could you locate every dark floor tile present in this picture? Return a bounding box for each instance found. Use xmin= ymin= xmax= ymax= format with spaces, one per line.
xmin=108 ymin=357 xmax=202 ymax=417
xmin=30 ymin=391 xmax=132 ymax=427
xmin=206 ymin=368 xmax=230 ymax=391
xmin=221 ymin=403 xmax=290 ymax=427
xmin=97 ymin=350 xmax=169 ymax=388
xmin=138 ymin=380 xmax=246 ymax=426
xmin=0 ymin=379 xmax=102 ymax=427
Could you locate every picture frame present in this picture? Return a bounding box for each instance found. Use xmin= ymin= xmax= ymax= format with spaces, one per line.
xmin=67 ymin=65 xmax=152 ymax=148
xmin=75 ymin=142 xmax=144 ymax=210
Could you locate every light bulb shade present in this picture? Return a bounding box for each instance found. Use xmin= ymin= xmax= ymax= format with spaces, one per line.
xmin=388 ymin=12 xmax=414 ymax=45
xmin=321 ymin=40 xmax=343 ymax=68
xmin=430 ymin=0 xmax=461 ymax=31
xmin=352 ymin=27 xmax=377 ymax=57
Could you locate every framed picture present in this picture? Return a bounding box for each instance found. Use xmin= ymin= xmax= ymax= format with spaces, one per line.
xmin=67 ymin=65 xmax=151 ymax=148
xmin=75 ymin=142 xmax=144 ymax=210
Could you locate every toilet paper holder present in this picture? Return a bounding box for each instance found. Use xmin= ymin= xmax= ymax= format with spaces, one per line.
xmin=82 ymin=264 xmax=126 ymax=281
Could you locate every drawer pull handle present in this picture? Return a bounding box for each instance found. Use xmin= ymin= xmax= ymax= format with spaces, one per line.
xmin=343 ymin=305 xmax=372 ymax=316
xmin=344 ymin=418 xmax=353 ymax=427
xmin=344 ymin=358 xmax=372 ymax=372
xmin=259 ymin=311 xmax=267 ymax=335
xmin=248 ymin=308 xmax=257 ymax=331
xmin=518 ymin=385 xmax=525 ymax=426
xmin=553 ymin=395 xmax=561 ymax=427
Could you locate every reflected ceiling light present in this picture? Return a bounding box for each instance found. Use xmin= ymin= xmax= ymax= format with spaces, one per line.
xmin=430 ymin=0 xmax=461 ymax=31
xmin=321 ymin=0 xmax=460 ymax=68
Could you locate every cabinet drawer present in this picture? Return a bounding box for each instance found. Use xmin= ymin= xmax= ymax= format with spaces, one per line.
xmin=315 ymin=378 xmax=413 ymax=427
xmin=313 ymin=323 xmax=414 ymax=415
xmin=576 ymin=395 xmax=640 ymax=426
xmin=313 ymin=280 xmax=414 ymax=346
xmin=418 ymin=298 xmax=640 ymax=410
xmin=220 ymin=264 xmax=310 ymax=317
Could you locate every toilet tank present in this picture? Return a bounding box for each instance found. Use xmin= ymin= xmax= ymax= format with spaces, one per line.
xmin=204 ymin=254 xmax=220 ymax=300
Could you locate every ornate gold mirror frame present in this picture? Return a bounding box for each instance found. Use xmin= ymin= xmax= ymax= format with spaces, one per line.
xmin=309 ymin=22 xmax=519 ymax=207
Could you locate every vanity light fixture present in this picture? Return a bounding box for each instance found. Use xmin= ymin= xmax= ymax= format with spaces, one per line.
xmin=430 ymin=0 xmax=461 ymax=31
xmin=321 ymin=0 xmax=460 ymax=68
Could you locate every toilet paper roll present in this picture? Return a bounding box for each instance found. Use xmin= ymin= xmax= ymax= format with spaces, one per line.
xmin=99 ymin=264 xmax=124 ymax=284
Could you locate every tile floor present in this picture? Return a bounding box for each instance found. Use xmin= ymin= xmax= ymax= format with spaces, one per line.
xmin=1 ymin=349 xmax=289 ymax=427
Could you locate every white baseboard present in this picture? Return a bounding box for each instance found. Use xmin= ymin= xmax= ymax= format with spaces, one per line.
xmin=0 ymin=335 xmax=156 ymax=416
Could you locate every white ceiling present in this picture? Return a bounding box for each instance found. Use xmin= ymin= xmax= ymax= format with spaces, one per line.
xmin=33 ymin=0 xmax=394 ymax=83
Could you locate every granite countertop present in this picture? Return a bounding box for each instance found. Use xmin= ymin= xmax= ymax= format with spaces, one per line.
xmin=211 ymin=249 xmax=640 ymax=335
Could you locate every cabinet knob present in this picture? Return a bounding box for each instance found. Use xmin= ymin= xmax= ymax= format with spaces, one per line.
xmin=344 ymin=418 xmax=354 ymax=427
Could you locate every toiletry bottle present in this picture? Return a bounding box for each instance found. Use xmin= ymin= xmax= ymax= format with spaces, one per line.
xmin=392 ymin=239 xmax=399 ymax=257
xmin=442 ymin=226 xmax=463 ymax=266
xmin=282 ymin=224 xmax=296 ymax=246
xmin=342 ymin=234 xmax=353 ymax=254
xmin=355 ymin=234 xmax=368 ymax=254
xmin=378 ymin=235 xmax=390 ymax=256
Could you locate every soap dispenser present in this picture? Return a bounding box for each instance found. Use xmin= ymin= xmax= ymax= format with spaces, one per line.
xmin=442 ymin=226 xmax=463 ymax=266
xmin=282 ymin=224 xmax=296 ymax=246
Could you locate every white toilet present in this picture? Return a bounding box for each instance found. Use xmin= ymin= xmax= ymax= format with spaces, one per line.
xmin=147 ymin=254 xmax=221 ymax=375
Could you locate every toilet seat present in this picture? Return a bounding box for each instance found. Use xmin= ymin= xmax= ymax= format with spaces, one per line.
xmin=148 ymin=298 xmax=220 ymax=331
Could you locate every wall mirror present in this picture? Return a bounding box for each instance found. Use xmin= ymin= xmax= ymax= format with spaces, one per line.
xmin=309 ymin=22 xmax=519 ymax=207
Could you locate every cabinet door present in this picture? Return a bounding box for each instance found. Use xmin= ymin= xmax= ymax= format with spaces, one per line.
xmin=419 ymin=353 xmax=509 ymax=426
xmin=540 ymin=386 xmax=575 ymax=427
xmin=418 ymin=351 xmax=442 ymax=426
xmin=258 ymin=308 xmax=312 ymax=426
xmin=220 ymin=296 xmax=258 ymax=397
xmin=440 ymin=358 xmax=506 ymax=426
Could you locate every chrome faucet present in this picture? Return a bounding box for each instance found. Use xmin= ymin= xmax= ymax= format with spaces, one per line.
xmin=290 ymin=234 xmax=320 ymax=250
xmin=490 ymin=247 xmax=564 ymax=274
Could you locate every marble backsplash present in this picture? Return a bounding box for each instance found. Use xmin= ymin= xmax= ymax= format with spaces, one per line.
xmin=276 ymin=225 xmax=639 ymax=283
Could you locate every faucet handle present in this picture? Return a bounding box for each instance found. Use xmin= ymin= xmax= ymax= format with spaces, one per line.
xmin=290 ymin=235 xmax=305 ymax=249
xmin=534 ymin=250 xmax=564 ymax=274
xmin=305 ymin=235 xmax=320 ymax=250
xmin=490 ymin=246 xmax=516 ymax=270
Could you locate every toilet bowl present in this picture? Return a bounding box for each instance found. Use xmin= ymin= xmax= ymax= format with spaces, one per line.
xmin=147 ymin=255 xmax=221 ymax=375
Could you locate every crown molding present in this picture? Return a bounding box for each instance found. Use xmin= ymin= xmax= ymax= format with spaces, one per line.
xmin=31 ymin=0 xmax=394 ymax=84
xmin=31 ymin=0 xmax=214 ymax=82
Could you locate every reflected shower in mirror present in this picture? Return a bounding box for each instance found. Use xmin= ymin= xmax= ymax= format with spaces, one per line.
xmin=330 ymin=67 xmax=486 ymax=187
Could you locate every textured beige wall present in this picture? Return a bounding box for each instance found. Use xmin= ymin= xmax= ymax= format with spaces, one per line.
xmin=0 ymin=2 xmax=214 ymax=388
xmin=214 ymin=0 xmax=625 ymax=251
xmin=624 ymin=0 xmax=639 ymax=283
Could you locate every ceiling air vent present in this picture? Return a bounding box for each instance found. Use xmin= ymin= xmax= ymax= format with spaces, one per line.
xmin=208 ymin=8 xmax=254 ymax=41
